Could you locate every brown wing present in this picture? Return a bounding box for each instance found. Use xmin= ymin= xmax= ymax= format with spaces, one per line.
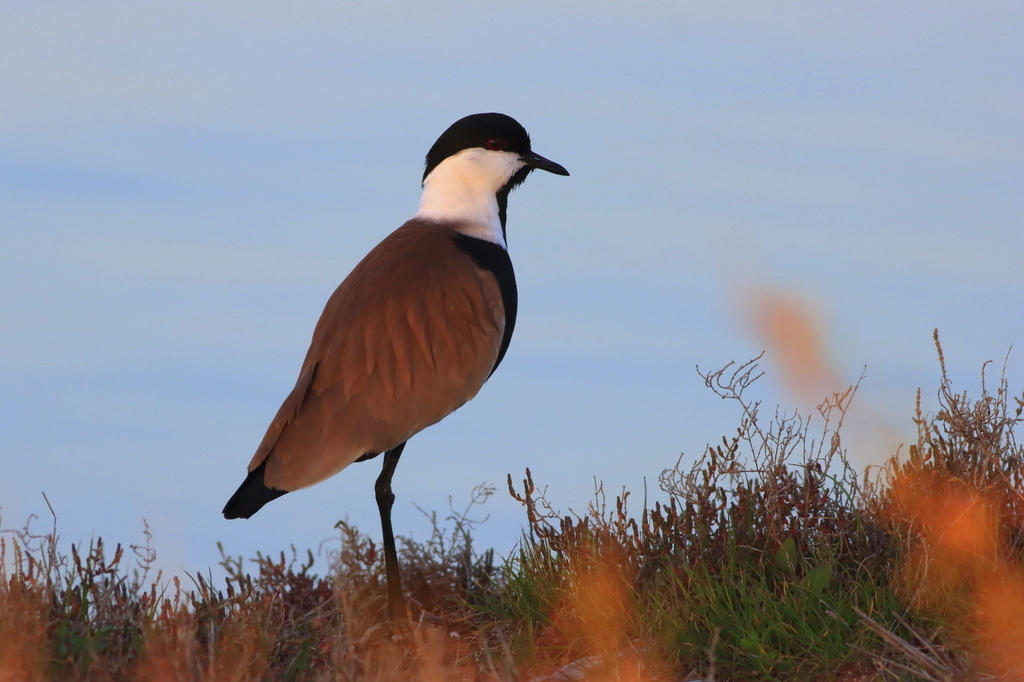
xmin=248 ymin=220 xmax=505 ymax=491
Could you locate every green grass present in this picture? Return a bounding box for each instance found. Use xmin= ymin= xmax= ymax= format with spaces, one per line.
xmin=2 ymin=341 xmax=1022 ymax=680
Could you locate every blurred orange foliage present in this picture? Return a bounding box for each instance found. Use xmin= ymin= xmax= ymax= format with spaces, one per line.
xmin=0 ymin=576 xmax=47 ymax=682
xmin=541 ymin=545 xmax=667 ymax=682
xmin=745 ymin=287 xmax=840 ymax=403
xmin=891 ymin=469 xmax=1024 ymax=680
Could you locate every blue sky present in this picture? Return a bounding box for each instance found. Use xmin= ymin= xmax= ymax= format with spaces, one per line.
xmin=1 ymin=1 xmax=1021 ymax=578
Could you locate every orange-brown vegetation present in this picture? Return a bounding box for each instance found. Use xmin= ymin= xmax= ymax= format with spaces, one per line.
xmin=744 ymin=286 xmax=841 ymax=403
xmin=2 ymin=337 xmax=1022 ymax=680
xmin=883 ymin=337 xmax=1024 ymax=680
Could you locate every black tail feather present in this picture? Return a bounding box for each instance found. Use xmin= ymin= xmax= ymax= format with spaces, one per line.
xmin=222 ymin=458 xmax=288 ymax=519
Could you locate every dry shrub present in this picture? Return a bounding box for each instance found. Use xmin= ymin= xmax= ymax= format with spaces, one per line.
xmin=883 ymin=333 xmax=1024 ymax=680
xmin=495 ymin=340 xmax=1020 ymax=679
xmin=319 ymin=512 xmax=502 ymax=681
xmin=2 ymin=335 xmax=1022 ymax=681
xmin=0 ymin=537 xmax=49 ymax=681
xmin=1 ymin=507 xmax=162 ymax=680
xmin=514 ymin=354 xmax=878 ymax=586
xmin=497 ymin=354 xmax=890 ymax=680
xmin=0 ymin=491 xmax=499 ymax=681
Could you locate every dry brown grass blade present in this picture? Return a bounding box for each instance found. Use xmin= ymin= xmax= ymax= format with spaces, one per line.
xmin=854 ymin=607 xmax=974 ymax=682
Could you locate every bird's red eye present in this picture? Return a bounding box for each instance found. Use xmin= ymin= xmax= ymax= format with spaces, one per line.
xmin=485 ymin=137 xmax=504 ymax=151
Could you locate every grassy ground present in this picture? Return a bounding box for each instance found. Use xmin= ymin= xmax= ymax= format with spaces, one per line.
xmin=2 ymin=340 xmax=1023 ymax=681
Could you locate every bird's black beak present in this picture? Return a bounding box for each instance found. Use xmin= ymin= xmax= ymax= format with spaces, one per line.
xmin=523 ymin=151 xmax=569 ymax=176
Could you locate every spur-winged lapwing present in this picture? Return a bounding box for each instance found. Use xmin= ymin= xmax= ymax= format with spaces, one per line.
xmin=223 ymin=113 xmax=568 ymax=619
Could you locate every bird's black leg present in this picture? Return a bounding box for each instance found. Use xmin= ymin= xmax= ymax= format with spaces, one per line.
xmin=375 ymin=441 xmax=407 ymax=620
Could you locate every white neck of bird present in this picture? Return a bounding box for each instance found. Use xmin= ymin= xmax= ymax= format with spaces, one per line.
xmin=414 ymin=148 xmax=526 ymax=249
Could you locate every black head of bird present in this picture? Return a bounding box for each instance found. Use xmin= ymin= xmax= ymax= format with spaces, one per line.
xmin=222 ymin=112 xmax=568 ymax=620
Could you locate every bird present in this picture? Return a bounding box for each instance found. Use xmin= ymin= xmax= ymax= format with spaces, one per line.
xmin=222 ymin=112 xmax=568 ymax=620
